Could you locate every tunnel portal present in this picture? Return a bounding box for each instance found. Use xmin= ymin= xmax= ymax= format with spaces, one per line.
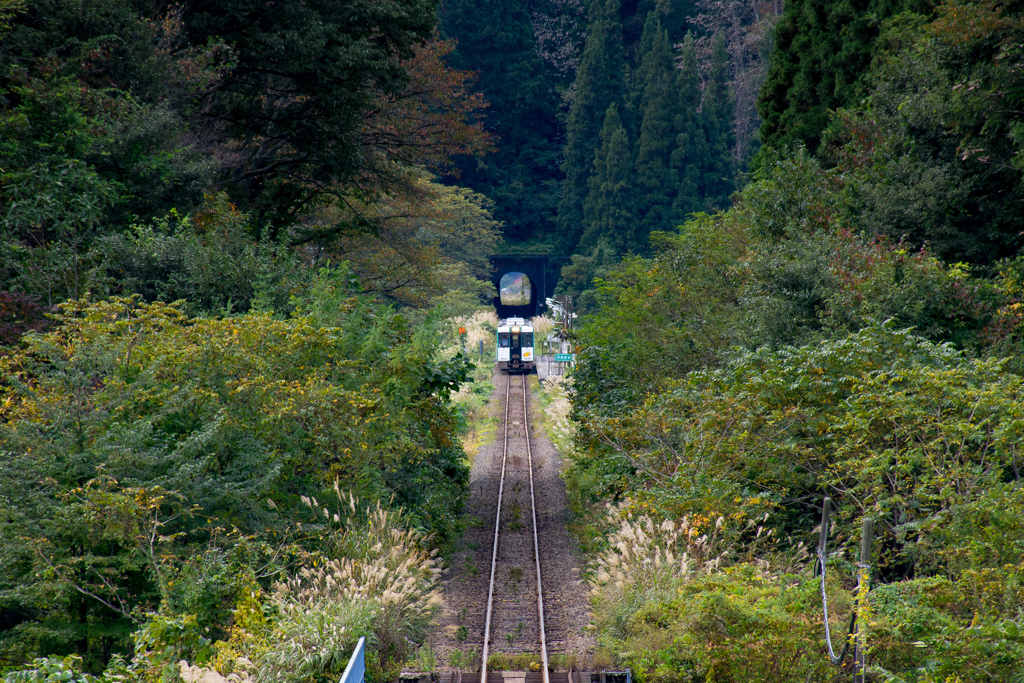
xmin=489 ymin=254 xmax=562 ymax=319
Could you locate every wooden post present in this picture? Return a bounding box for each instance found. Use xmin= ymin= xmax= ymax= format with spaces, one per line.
xmin=853 ymin=518 xmax=873 ymax=683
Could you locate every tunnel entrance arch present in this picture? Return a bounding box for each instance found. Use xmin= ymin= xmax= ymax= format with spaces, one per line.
xmin=499 ymin=272 xmax=533 ymax=307
xmin=489 ymin=254 xmax=564 ymax=319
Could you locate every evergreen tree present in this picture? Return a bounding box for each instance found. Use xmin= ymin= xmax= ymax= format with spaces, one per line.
xmin=555 ymin=0 xmax=626 ymax=255
xmin=579 ymin=103 xmax=636 ymax=254
xmin=756 ymin=0 xmax=934 ymax=154
xmin=440 ymin=0 xmax=564 ymax=242
xmin=623 ymin=11 xmax=661 ymax=142
xmin=654 ymin=0 xmax=698 ymax=46
xmin=670 ymin=34 xmax=706 ymax=218
xmin=701 ymin=33 xmax=736 ymax=211
xmin=633 ymin=16 xmax=679 ymax=247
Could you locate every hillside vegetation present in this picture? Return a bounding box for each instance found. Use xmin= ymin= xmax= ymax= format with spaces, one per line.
xmin=0 ymin=0 xmax=495 ymax=679
xmin=3 ymin=0 xmax=1024 ymax=680
xmin=562 ymin=1 xmax=1024 ymax=679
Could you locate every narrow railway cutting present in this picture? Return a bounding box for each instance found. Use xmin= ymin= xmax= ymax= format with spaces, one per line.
xmin=431 ymin=370 xmax=593 ymax=676
xmin=481 ymin=373 xmax=548 ymax=683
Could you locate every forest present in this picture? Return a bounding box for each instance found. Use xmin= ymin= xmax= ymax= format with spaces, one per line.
xmin=1 ymin=0 xmax=1023 ymax=680
xmin=560 ymin=0 xmax=1024 ymax=678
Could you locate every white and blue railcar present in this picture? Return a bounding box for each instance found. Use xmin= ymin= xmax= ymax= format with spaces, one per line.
xmin=496 ymin=317 xmax=534 ymax=373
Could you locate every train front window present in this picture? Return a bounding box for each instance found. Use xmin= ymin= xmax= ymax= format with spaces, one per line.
xmin=511 ymin=333 xmax=520 ymax=346
xmin=499 ymin=333 xmax=510 ymax=348
xmin=523 ymin=332 xmax=533 ymax=347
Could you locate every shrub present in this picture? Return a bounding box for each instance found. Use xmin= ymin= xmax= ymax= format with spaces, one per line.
xmin=870 ymin=570 xmax=1024 ymax=681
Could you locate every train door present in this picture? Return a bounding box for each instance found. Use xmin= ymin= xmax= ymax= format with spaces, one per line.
xmin=509 ymin=327 xmax=522 ymax=369
xmin=509 ymin=327 xmax=520 ymax=366
xmin=497 ymin=330 xmax=510 ymax=370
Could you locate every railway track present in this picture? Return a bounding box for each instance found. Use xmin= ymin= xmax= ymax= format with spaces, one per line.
xmin=480 ymin=372 xmax=549 ymax=683
xmin=429 ymin=367 xmax=595 ymax=678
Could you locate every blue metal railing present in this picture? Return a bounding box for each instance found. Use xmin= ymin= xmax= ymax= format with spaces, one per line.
xmin=339 ymin=636 xmax=366 ymax=683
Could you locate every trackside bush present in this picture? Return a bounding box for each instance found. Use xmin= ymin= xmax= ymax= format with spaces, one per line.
xmin=0 ymin=288 xmax=469 ymax=669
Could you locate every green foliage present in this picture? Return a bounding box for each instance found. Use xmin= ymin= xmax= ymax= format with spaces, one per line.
xmin=869 ymin=571 xmax=1024 ymax=681
xmin=310 ymin=175 xmax=503 ymax=315
xmin=669 ymin=35 xmax=705 ymax=219
xmin=565 ymin=88 xmax=1024 ymax=676
xmin=557 ymin=12 xmax=738 ymax=264
xmin=571 ymin=214 xmax=747 ymax=412
xmin=2 ymin=151 xmax=119 ymax=306
xmin=631 ymin=17 xmax=678 ymax=248
xmin=556 ymin=0 xmax=626 ymax=255
xmin=0 ymin=0 xmax=492 ymax=322
xmin=181 ymin=0 xmax=441 ymax=225
xmin=439 ymin=0 xmax=567 ymax=242
xmin=0 ymin=16 xmax=218 ymax=237
xmin=822 ymin=6 xmax=1024 ymax=265
xmin=3 ymin=655 xmax=100 ymax=683
xmin=0 ymin=288 xmax=470 ymax=668
xmin=579 ymin=104 xmax=635 ymax=256
xmin=132 ymin=615 xmax=215 ymax=683
xmin=737 ymin=149 xmax=999 ymax=349
xmin=572 ymin=322 xmax=1024 ymax=679
xmin=759 ymin=0 xmax=1024 ymax=265
xmin=99 ymin=195 xmax=303 ymax=316
xmin=907 ymin=482 xmax=1024 ymax=576
xmin=202 ymin=498 xmax=442 ymax=683
xmin=565 ymin=2 xmax=1024 ymax=677
xmin=606 ymin=566 xmax=835 ymax=682
xmin=699 ymin=35 xmax=736 ymax=211
xmin=579 ymin=323 xmax=1024 ymax=555
xmin=586 ymin=509 xmax=832 ymax=682
xmin=756 ymin=0 xmax=934 ymax=154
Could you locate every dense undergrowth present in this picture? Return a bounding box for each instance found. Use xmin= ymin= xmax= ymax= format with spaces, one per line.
xmin=569 ymin=298 xmax=1024 ymax=678
xmin=450 ymin=310 xmax=499 ymax=468
xmin=0 ymin=0 xmax=504 ymax=674
xmin=5 ymin=0 xmax=1024 ymax=680
xmin=564 ymin=199 xmax=1024 ymax=681
xmin=0 ymin=266 xmax=481 ymax=678
xmin=562 ymin=51 xmax=1024 ymax=679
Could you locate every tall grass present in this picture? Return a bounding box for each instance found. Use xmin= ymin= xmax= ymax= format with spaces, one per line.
xmin=532 ymin=374 xmax=573 ymax=456
xmin=451 ymin=309 xmax=499 ymax=466
xmin=179 ymin=488 xmax=442 ymax=683
xmin=589 ymin=506 xmax=728 ymax=640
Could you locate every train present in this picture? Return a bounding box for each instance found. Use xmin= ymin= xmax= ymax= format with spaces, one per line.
xmin=496 ymin=317 xmax=534 ymax=373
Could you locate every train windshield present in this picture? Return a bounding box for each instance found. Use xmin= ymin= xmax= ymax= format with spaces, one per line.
xmin=498 ymin=332 xmax=510 ymax=348
xmin=523 ymin=332 xmax=533 ymax=347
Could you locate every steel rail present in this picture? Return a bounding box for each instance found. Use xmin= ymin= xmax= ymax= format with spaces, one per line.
xmin=522 ymin=375 xmax=551 ymax=683
xmin=480 ymin=374 xmax=550 ymax=683
xmin=480 ymin=373 xmax=511 ymax=683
